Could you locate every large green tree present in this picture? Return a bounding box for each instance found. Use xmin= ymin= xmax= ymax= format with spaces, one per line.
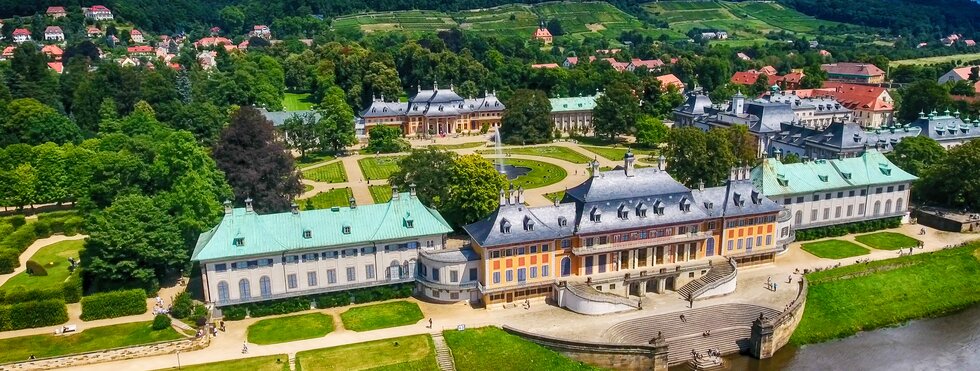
xmin=593 ymin=81 xmax=640 ymax=139
xmin=499 ymin=89 xmax=552 ymax=144
xmin=886 ymin=136 xmax=946 ymax=176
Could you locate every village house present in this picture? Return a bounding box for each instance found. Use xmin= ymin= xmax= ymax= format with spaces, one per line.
xmin=46 ymin=6 xmax=67 ymax=18
xmin=532 ymin=26 xmax=553 ymax=45
xmin=84 ymin=5 xmax=113 ymax=21
xmin=12 ymin=28 xmax=31 ymax=44
xmin=820 ymin=62 xmax=886 ymax=84
xmin=359 ymin=83 xmax=505 ymax=136
xmin=130 ymin=29 xmax=145 ymax=43
xmin=44 ymin=26 xmax=64 ymax=42
xmin=249 ymin=25 xmax=272 ymax=39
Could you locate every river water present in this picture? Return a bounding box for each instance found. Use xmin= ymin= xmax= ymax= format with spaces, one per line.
xmin=721 ymin=305 xmax=980 ymax=371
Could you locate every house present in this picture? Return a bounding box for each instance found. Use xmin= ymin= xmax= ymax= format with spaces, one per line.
xmin=249 ymin=25 xmax=271 ymax=39
xmin=127 ymin=45 xmax=154 ymax=57
xmin=359 ymin=84 xmax=505 ymax=136
xmin=821 ymin=82 xmax=895 ymax=128
xmin=47 ymin=62 xmax=63 ymax=74
xmin=532 ymin=27 xmax=553 ymax=45
xmin=531 ymin=63 xmax=560 ymax=69
xmin=737 ymin=52 xmax=751 ymax=61
xmin=130 ymin=29 xmax=145 ymax=43
xmin=41 ymin=45 xmax=64 ymax=61
xmin=12 ymin=28 xmax=31 ymax=43
xmin=821 ymin=62 xmax=886 ymax=84
xmin=550 ymin=93 xmax=600 ymax=133
xmin=87 ymin=27 xmax=103 ymax=38
xmin=192 ymin=192 xmax=457 ymax=307
xmin=626 ymin=58 xmax=665 ymax=72
xmin=656 ymin=74 xmax=686 ymax=92
xmin=46 ymin=6 xmax=67 ymax=18
xmin=562 ymin=56 xmax=596 ymax=68
xmin=84 ymin=5 xmax=113 ymax=21
xmin=44 ymin=26 xmax=64 ymax=42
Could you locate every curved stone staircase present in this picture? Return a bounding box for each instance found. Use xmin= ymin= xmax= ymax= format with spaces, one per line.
xmin=676 ymin=258 xmax=736 ymax=300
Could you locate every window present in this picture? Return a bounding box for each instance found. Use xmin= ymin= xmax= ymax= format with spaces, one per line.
xmin=346 ymin=267 xmax=356 ymax=282
xmin=233 ymin=237 xmax=245 ymax=246
xmin=450 ymin=270 xmax=459 ymax=283
xmin=214 ymin=263 xmax=227 ymax=272
xmin=307 ymin=271 xmax=317 ymax=287
xmin=287 ymin=274 xmax=297 ymax=289
xmin=217 ymin=281 xmax=229 ymax=302
xmin=432 ymin=268 xmax=440 ymax=281
xmin=506 ymin=270 xmax=514 ymax=282
xmin=238 ymin=279 xmax=251 ymax=299
xmin=542 ymin=265 xmax=550 ymax=277
xmin=326 ymin=269 xmax=337 ymax=284
xmin=366 ymin=264 xmax=375 ymax=280
xmin=260 ymin=276 xmax=272 ymax=298
xmin=469 ymin=268 xmax=478 ymax=281
xmin=493 ymin=272 xmax=501 ymax=284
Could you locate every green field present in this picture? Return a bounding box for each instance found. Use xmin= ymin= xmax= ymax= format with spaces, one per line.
xmin=302 ymin=162 xmax=347 ymax=183
xmin=800 ymin=239 xmax=870 ymax=259
xmin=369 ymin=185 xmax=393 ymax=203
xmin=247 ymin=313 xmax=334 ymax=345
xmin=301 ymin=188 xmax=353 ymax=210
xmin=0 ymin=321 xmax=182 ymax=363
xmin=155 ymin=355 xmax=290 ymax=371
xmin=296 ymin=334 xmax=437 ymax=370
xmin=504 ymin=158 xmax=568 ymax=190
xmin=1 ymin=239 xmax=82 ymax=292
xmin=854 ymin=232 xmax=920 ymax=250
xmin=340 ymin=301 xmax=424 ymax=332
xmin=283 ymin=92 xmax=315 ymax=111
xmin=358 ymin=156 xmax=404 ymax=180
xmin=444 ymin=327 xmax=600 ymax=371
xmin=792 ymin=243 xmax=980 ymax=345
xmin=890 ymin=52 xmax=980 ymax=66
xmin=478 ymin=146 xmax=591 ymax=164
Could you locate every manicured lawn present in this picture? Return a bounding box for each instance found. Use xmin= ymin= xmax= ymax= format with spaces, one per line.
xmin=800 ymin=239 xmax=870 ymax=259
xmin=302 ymin=162 xmax=347 ymax=183
xmin=429 ymin=141 xmax=486 ymax=150
xmin=792 ymin=243 xmax=980 ymax=345
xmin=283 ymin=92 xmax=315 ymax=111
xmin=478 ymin=146 xmax=591 ymax=164
xmin=340 ymin=301 xmax=423 ymax=332
xmin=854 ymin=232 xmax=920 ymax=250
xmin=247 ymin=313 xmax=334 ymax=345
xmin=301 ymin=188 xmax=353 ymax=210
xmin=580 ymin=146 xmax=655 ymax=161
xmin=0 ymin=321 xmax=182 ymax=363
xmin=505 ymin=158 xmax=567 ymax=190
xmin=369 ymin=185 xmax=392 ymax=203
xmin=155 ymin=355 xmax=290 ymax=371
xmin=358 ymin=156 xmax=404 ymax=180
xmin=296 ymin=334 xmax=437 ymax=370
xmin=296 ymin=152 xmax=336 ymax=167
xmin=443 ymin=327 xmax=600 ymax=371
xmin=1 ymin=239 xmax=83 ymax=291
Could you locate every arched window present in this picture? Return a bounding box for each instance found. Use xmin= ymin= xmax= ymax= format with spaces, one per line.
xmin=896 ymin=198 xmax=904 ymax=212
xmin=239 ymin=278 xmax=251 ymax=299
xmin=884 ymin=199 xmax=893 ymax=214
xmin=259 ymin=276 xmax=272 ymax=298
xmin=217 ymin=281 xmax=229 ymax=302
xmin=795 ymin=210 xmax=803 ymax=225
xmin=560 ymin=257 xmax=572 ymax=277
xmin=873 ymin=201 xmax=881 ymax=216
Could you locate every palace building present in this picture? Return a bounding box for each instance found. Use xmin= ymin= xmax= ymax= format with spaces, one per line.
xmin=359 ymin=83 xmax=505 ymax=136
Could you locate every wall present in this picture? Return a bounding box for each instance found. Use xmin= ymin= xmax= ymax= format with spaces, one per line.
xmin=501 ymin=326 xmax=669 ymax=371
xmin=750 ymin=278 xmax=808 ymax=359
xmin=0 ymin=335 xmax=208 ymax=371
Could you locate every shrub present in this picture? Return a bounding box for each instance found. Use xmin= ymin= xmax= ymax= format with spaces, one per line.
xmin=170 ymin=292 xmax=194 ymax=319
xmin=152 ymin=313 xmax=172 ymax=330
xmin=62 ymin=272 xmax=83 ymax=303
xmin=25 ymin=260 xmax=48 ymax=276
xmin=80 ymin=289 xmax=147 ymax=321
xmin=7 ymin=215 xmax=26 ymax=228
xmin=796 ymin=217 xmax=902 ymax=242
xmin=0 ymin=299 xmax=68 ymax=331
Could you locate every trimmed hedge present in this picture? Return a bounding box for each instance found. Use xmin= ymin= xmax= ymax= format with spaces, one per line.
xmin=0 ymin=299 xmax=69 ymax=331
xmin=221 ymin=283 xmax=416 ymax=321
xmin=80 ymin=289 xmax=147 ymax=321
xmin=796 ymin=217 xmax=902 ymax=242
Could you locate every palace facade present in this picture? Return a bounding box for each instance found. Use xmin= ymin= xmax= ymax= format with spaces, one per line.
xmin=359 ymin=84 xmax=505 ymax=136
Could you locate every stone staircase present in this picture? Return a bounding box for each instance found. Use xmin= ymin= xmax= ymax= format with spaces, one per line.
xmin=431 ymin=333 xmax=456 ymax=371
xmin=676 ymin=258 xmax=736 ymax=300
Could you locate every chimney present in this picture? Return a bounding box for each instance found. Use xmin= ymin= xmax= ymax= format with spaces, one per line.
xmin=245 ymin=197 xmax=253 ymax=213
xmin=500 ymin=189 xmax=507 ymax=206
xmin=410 ymin=183 xmax=417 ymax=197
xmin=517 ymin=186 xmax=525 ymax=204
xmin=623 ymin=148 xmax=635 ymax=177
xmin=349 ymin=197 xmax=356 ymax=209
xmin=290 ymin=202 xmax=299 ymax=214
xmin=657 ymin=155 xmax=666 ymax=171
xmin=391 ymin=185 xmax=399 ymax=201
xmin=223 ymin=200 xmax=232 ymax=214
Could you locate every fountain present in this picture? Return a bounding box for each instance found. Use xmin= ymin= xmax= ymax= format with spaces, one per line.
xmin=493 ymin=130 xmax=531 ymax=180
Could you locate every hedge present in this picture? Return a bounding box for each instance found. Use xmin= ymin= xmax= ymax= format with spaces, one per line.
xmin=220 ymin=283 xmax=416 ymax=321
xmin=795 ymin=217 xmax=902 ymax=242
xmin=0 ymin=299 xmax=69 ymax=331
xmin=80 ymin=289 xmax=147 ymax=321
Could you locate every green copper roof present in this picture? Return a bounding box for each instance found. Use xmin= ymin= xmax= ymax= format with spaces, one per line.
xmin=752 ymin=149 xmax=917 ymax=196
xmin=192 ymin=193 xmax=452 ymax=262
xmin=549 ymin=95 xmax=598 ymax=113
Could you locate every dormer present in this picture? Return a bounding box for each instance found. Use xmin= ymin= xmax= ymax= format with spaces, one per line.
xmin=523 ymin=216 xmax=535 ymax=231
xmin=500 ymin=219 xmax=512 ymax=234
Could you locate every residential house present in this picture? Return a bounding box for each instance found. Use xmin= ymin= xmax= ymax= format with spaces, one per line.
xmin=46 ymin=6 xmax=67 ymax=18
xmin=820 ymin=63 xmax=886 ymax=84
xmin=12 ymin=28 xmax=31 ymax=43
xmin=359 ymin=84 xmax=505 ymax=136
xmin=532 ymin=27 xmax=553 ymax=45
xmin=550 ymin=93 xmax=600 ymax=133
xmin=44 ymin=26 xmax=64 ymax=42
xmin=130 ymin=29 xmax=145 ymax=43
xmin=84 ymin=5 xmax=113 ymax=21
xmin=250 ymin=25 xmax=271 ymax=39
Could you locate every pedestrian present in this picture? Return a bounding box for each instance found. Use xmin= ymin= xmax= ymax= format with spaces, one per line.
xmin=428 ymin=318 xmax=433 ymax=329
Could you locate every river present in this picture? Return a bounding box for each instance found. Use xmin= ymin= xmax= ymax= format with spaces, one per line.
xmin=709 ymin=305 xmax=979 ymax=370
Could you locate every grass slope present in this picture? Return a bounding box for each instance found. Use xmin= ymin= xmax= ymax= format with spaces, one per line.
xmin=792 ymin=243 xmax=980 ymax=345
xmin=302 ymin=162 xmax=347 ymax=183
xmin=443 ymin=327 xmax=600 ymax=371
xmin=247 ymin=313 xmax=334 ymax=345
xmin=800 ymin=239 xmax=870 ymax=259
xmin=854 ymin=232 xmax=920 ymax=250
xmin=0 ymin=321 xmax=182 ymax=363
xmin=1 ymin=239 xmax=83 ymax=291
xmin=358 ymin=156 xmax=404 ymax=181
xmin=155 ymin=355 xmax=290 ymax=371
xmin=340 ymin=301 xmax=424 ymax=332
xmin=296 ymin=334 xmax=437 ymax=370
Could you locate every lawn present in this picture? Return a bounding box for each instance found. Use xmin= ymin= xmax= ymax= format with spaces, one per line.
xmin=0 ymin=321 xmax=182 ymax=363
xmin=429 ymin=141 xmax=486 ymax=150
xmin=1 ymin=239 xmax=83 ymax=291
xmin=302 ymin=162 xmax=347 ymax=183
xmin=477 ymin=146 xmax=591 ymax=164
xmin=369 ymin=185 xmax=392 ymax=203
xmin=283 ymin=92 xmax=315 ymax=111
xmin=800 ymin=239 xmax=870 ymax=259
xmin=247 ymin=313 xmax=334 ymax=345
xmin=854 ymin=232 xmax=920 ymax=250
xmin=296 ymin=334 xmax=437 ymax=370
xmin=340 ymin=301 xmax=423 ymax=332
xmin=792 ymin=243 xmax=980 ymax=345
xmin=155 ymin=355 xmax=290 ymax=371
xmin=301 ymin=188 xmax=353 ymax=210
xmin=358 ymin=156 xmax=404 ymax=180
xmin=443 ymin=327 xmax=600 ymax=371
xmin=890 ymin=52 xmax=980 ymax=66
xmin=504 ymin=158 xmax=567 ymax=190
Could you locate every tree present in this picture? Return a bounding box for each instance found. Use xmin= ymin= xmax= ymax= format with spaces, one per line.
xmin=499 ymin=89 xmax=552 ymax=144
xmin=594 ymin=81 xmax=640 ymax=139
xmin=316 ymin=86 xmax=357 ymax=152
xmin=212 ymin=106 xmax=303 ymax=213
xmin=886 ymin=136 xmax=946 ymax=176
xmin=364 ymin=125 xmax=410 ymax=154
xmin=918 ymin=139 xmax=980 ymax=209
xmin=82 ymin=194 xmax=185 ymax=293
xmin=897 ymin=80 xmax=952 ymax=123
xmin=664 ymin=127 xmax=736 ymax=187
xmin=634 ymin=115 xmax=669 ymax=148
xmin=1 ymin=98 xmax=81 ymax=146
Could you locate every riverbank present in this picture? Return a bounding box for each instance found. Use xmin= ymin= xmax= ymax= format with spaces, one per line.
xmin=790 ymin=242 xmax=980 ymax=345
